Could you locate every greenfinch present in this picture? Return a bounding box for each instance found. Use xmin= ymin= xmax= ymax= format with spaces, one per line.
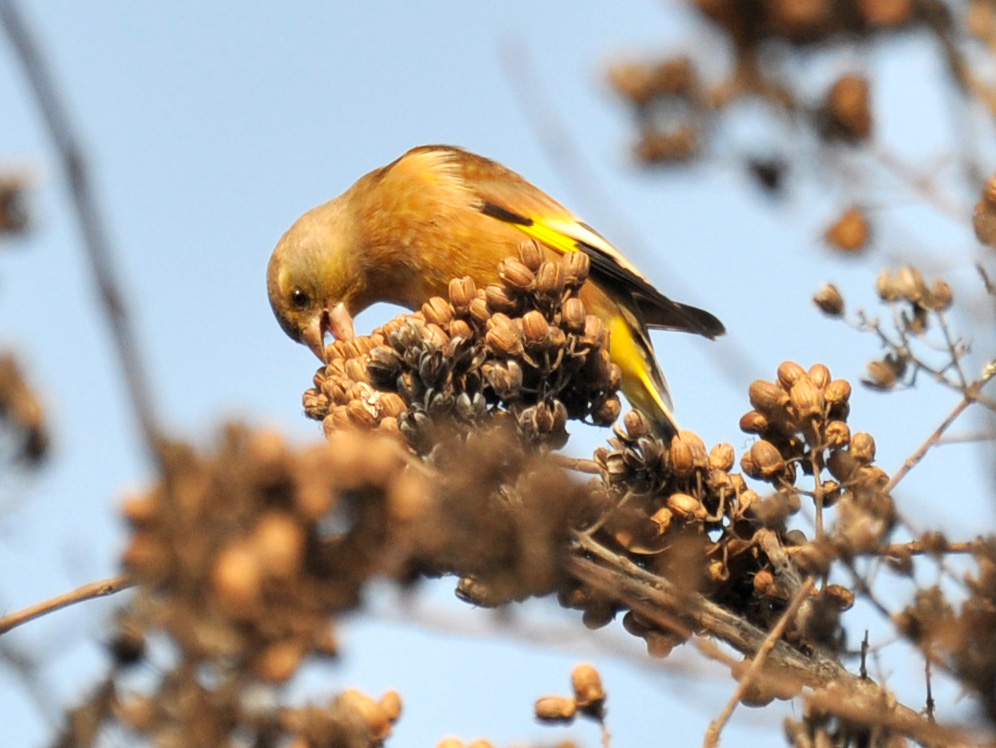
xmin=267 ymin=145 xmax=723 ymax=436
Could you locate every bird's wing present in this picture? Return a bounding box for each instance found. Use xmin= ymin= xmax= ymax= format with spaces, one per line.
xmin=406 ymin=146 xmax=725 ymax=339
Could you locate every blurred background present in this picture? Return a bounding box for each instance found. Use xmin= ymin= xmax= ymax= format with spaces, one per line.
xmin=1 ymin=1 xmax=994 ymax=745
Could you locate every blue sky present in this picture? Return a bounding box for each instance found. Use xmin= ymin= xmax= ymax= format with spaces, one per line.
xmin=1 ymin=2 xmax=993 ymax=746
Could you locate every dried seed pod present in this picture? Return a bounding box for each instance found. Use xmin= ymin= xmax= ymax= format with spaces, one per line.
xmin=212 ymin=543 xmax=262 ymax=617
xmin=740 ymin=451 xmax=759 ymax=479
xmin=824 ymin=379 xmax=851 ymax=407
xmin=498 ymin=258 xmax=536 ymax=291
xmin=379 ymin=392 xmax=408 ymax=418
xmin=422 ymin=296 xmax=454 ymax=326
xmin=571 ymin=664 xmax=606 ymax=712
xmin=748 ymin=380 xmax=787 ymax=414
xmin=785 ymin=529 xmax=807 ymax=546
xmin=824 ymin=584 xmax=855 ymax=611
xmin=367 ymin=346 xmax=402 ymax=385
xmin=824 ymin=206 xmax=870 ymax=253
xmin=708 ymin=559 xmax=728 ymax=583
xmin=926 ymin=279 xmax=953 ymax=311
xmin=592 ymin=396 xmax=621 ymax=425
xmin=122 ymin=491 xmax=157 ymax=527
xmin=750 ymin=440 xmax=785 ymax=479
xmin=808 ymin=363 xmax=831 ymax=390
xmin=827 ymin=449 xmax=859 ymax=482
xmin=634 ymin=126 xmax=698 ymax=163
xmin=536 ymin=260 xmax=566 ymax=297
xmin=876 ymin=269 xmax=898 ymax=301
xmin=667 ymin=492 xmax=706 ymax=520
xmin=850 ymin=432 xmax=876 ymax=463
xmin=485 ymin=283 xmax=518 ymax=313
xmin=380 ymin=691 xmax=403 ymax=722
xmin=468 ymin=297 xmax=491 ymax=324
xmin=548 ymin=326 xmax=566 ymax=349
xmin=580 ymin=315 xmax=606 ymax=347
xmin=347 ymin=398 xmax=379 ymax=428
xmin=252 ymin=511 xmax=305 ymax=580
xmin=255 ymin=639 xmax=305 ymax=682
xmin=532 ymin=402 xmax=557 ymax=433
xmin=753 ymin=569 xmax=775 ymax=597
xmin=562 ymin=297 xmax=587 ymax=332
xmin=709 ymin=442 xmax=735 ymax=471
xmin=587 ymin=348 xmax=614 ymax=383
xmin=669 ymin=435 xmax=694 ymax=478
xmin=521 ymin=310 xmax=551 ymax=347
xmin=337 ymin=690 xmax=394 ymax=741
xmin=739 ymin=409 xmax=768 ymax=434
xmin=974 ymin=177 xmax=996 ymax=246
xmin=789 ymin=377 xmax=823 ymax=420
xmin=678 ymin=430 xmax=708 ymax=464
xmin=824 ymin=420 xmax=850 ymax=448
xmin=824 ymin=74 xmax=871 ymax=141
xmin=624 ymin=410 xmax=650 ymax=439
xmin=608 ymin=58 xmax=695 ymax=105
xmin=563 ymin=250 xmax=590 ymax=286
xmin=894 ymin=266 xmax=928 ymax=303
xmin=448 ymin=276 xmax=477 ymax=313
xmin=650 ymin=506 xmax=673 ymax=534
xmin=448 ymin=319 xmax=474 ymax=340
xmin=813 ymin=283 xmax=844 ymax=316
xmin=777 ymin=361 xmax=807 ymax=390
xmin=518 ymin=239 xmax=545 ymax=270
xmin=484 ymin=313 xmax=523 ymax=355
xmin=535 ymin=696 xmax=577 ymax=723
xmin=344 ymin=357 xmax=370 ymax=384
xmin=423 ymin=323 xmax=450 ymax=348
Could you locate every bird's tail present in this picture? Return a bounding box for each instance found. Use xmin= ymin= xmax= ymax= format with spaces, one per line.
xmin=607 ymin=316 xmax=679 ymax=440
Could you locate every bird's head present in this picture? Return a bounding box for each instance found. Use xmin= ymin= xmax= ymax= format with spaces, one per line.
xmin=266 ymin=202 xmax=357 ymax=361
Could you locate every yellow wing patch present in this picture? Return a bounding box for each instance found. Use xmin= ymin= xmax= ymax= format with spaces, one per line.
xmin=515 ymin=219 xmax=581 ymax=257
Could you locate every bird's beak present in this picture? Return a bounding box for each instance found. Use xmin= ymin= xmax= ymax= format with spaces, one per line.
xmin=301 ymin=313 xmax=329 ymax=363
xmin=301 ymin=302 xmax=355 ymax=364
xmin=328 ymin=302 xmax=355 ymax=342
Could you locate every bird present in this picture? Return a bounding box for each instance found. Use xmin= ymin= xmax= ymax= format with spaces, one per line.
xmin=267 ymin=144 xmax=724 ymax=437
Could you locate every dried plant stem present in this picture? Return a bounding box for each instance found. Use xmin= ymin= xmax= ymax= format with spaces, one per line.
xmin=703 ymin=577 xmax=815 ymax=748
xmin=0 ymin=0 xmax=164 ymax=464
xmin=0 ymin=574 xmax=133 ymax=636
xmin=784 ymin=538 xmax=989 ymax=558
xmin=569 ymin=534 xmax=968 ymax=747
xmin=548 ymin=454 xmax=601 ymax=474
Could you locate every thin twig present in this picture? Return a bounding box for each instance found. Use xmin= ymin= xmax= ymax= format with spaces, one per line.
xmin=703 ymin=577 xmax=815 ymax=748
xmin=0 ymin=1 xmax=164 ymax=465
xmin=885 ymin=395 xmax=972 ymax=493
xmin=884 ymin=362 xmax=996 ymax=493
xmin=0 ymin=574 xmax=133 ymax=636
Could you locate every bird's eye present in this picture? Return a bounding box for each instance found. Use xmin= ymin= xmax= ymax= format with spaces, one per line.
xmin=290 ymin=288 xmax=310 ymax=309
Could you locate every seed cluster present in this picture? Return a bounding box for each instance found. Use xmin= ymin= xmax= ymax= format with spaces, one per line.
xmin=104 ymin=427 xmax=425 ymax=745
xmin=0 ymin=351 xmax=47 ymax=463
xmin=864 ymin=267 xmax=954 ymax=388
xmin=534 ymin=663 xmax=607 ymax=726
xmin=305 ymin=241 xmax=621 ymax=451
xmin=91 ymin=421 xmax=600 ymax=746
xmin=738 ymin=361 xmax=896 ymax=607
xmin=606 ymin=1 xmax=917 ymax=168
